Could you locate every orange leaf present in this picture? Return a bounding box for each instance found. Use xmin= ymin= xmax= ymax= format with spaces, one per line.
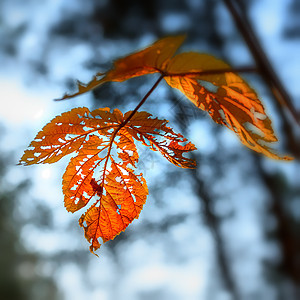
xmin=58 ymin=35 xmax=185 ymax=100
xmin=163 ymin=53 xmax=291 ymax=160
xmin=79 ymin=160 xmax=148 ymax=253
xmin=20 ymin=106 xmax=196 ymax=253
xmin=62 ymin=135 xmax=107 ymax=213
xmin=125 ymin=111 xmax=197 ymax=168
xmin=57 ymin=36 xmax=290 ymax=160
xmin=19 ymin=107 xmax=120 ymax=166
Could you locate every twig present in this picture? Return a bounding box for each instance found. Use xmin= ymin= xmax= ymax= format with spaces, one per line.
xmin=120 ymin=74 xmax=164 ymax=126
xmin=166 ymin=66 xmax=257 ymax=77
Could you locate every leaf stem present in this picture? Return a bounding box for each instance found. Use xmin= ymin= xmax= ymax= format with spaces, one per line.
xmin=167 ymin=66 xmax=257 ymax=77
xmin=120 ymin=74 xmax=165 ymax=126
xmin=101 ymin=74 xmax=164 ymax=187
xmin=101 ymin=66 xmax=253 ymax=175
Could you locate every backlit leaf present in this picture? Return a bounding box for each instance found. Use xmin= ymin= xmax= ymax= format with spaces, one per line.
xmin=58 ymin=35 xmax=185 ymax=100
xmin=125 ymin=111 xmax=197 ymax=168
xmin=163 ymin=53 xmax=291 ymax=160
xmin=58 ymin=36 xmax=290 ymax=159
xmin=20 ymin=106 xmax=196 ymax=253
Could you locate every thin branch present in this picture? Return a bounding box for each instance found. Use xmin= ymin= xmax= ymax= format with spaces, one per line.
xmin=120 ymin=74 xmax=164 ymax=126
xmin=223 ymin=0 xmax=300 ymax=125
xmin=166 ymin=66 xmax=257 ymax=77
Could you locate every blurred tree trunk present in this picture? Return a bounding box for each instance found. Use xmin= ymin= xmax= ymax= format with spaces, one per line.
xmin=256 ymin=156 xmax=300 ymax=300
xmin=191 ymin=164 xmax=240 ymax=300
xmin=223 ymin=1 xmax=300 ymax=298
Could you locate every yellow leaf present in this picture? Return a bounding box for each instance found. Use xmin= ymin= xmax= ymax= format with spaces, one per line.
xmin=163 ymin=53 xmax=291 ymax=160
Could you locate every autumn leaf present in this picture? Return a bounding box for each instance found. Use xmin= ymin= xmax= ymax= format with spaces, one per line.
xmin=163 ymin=53 xmax=291 ymax=160
xmin=20 ymin=35 xmax=292 ymax=255
xmin=125 ymin=111 xmax=196 ymax=168
xmin=58 ymin=35 xmax=291 ymax=160
xmin=57 ymin=35 xmax=185 ymax=100
xmin=19 ymin=107 xmax=196 ymax=253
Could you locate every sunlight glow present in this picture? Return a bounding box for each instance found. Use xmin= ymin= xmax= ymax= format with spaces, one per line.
xmin=33 ymin=108 xmax=45 ymax=120
xmin=0 ymin=77 xmax=46 ymax=124
xmin=41 ymin=167 xmax=52 ymax=179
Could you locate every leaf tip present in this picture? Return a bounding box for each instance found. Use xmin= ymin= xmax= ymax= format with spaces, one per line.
xmin=89 ymin=245 xmax=100 ymax=257
xmin=280 ymin=155 xmax=294 ymax=161
xmin=53 ymin=93 xmax=69 ymax=101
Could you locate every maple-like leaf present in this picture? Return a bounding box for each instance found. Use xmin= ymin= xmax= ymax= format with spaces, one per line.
xmin=19 ymin=107 xmax=196 ymax=253
xmin=58 ymin=36 xmax=291 ymax=160
xmin=125 ymin=111 xmax=196 ymax=168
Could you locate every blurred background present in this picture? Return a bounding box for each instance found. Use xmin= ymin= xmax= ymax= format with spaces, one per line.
xmin=0 ymin=0 xmax=299 ymax=299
